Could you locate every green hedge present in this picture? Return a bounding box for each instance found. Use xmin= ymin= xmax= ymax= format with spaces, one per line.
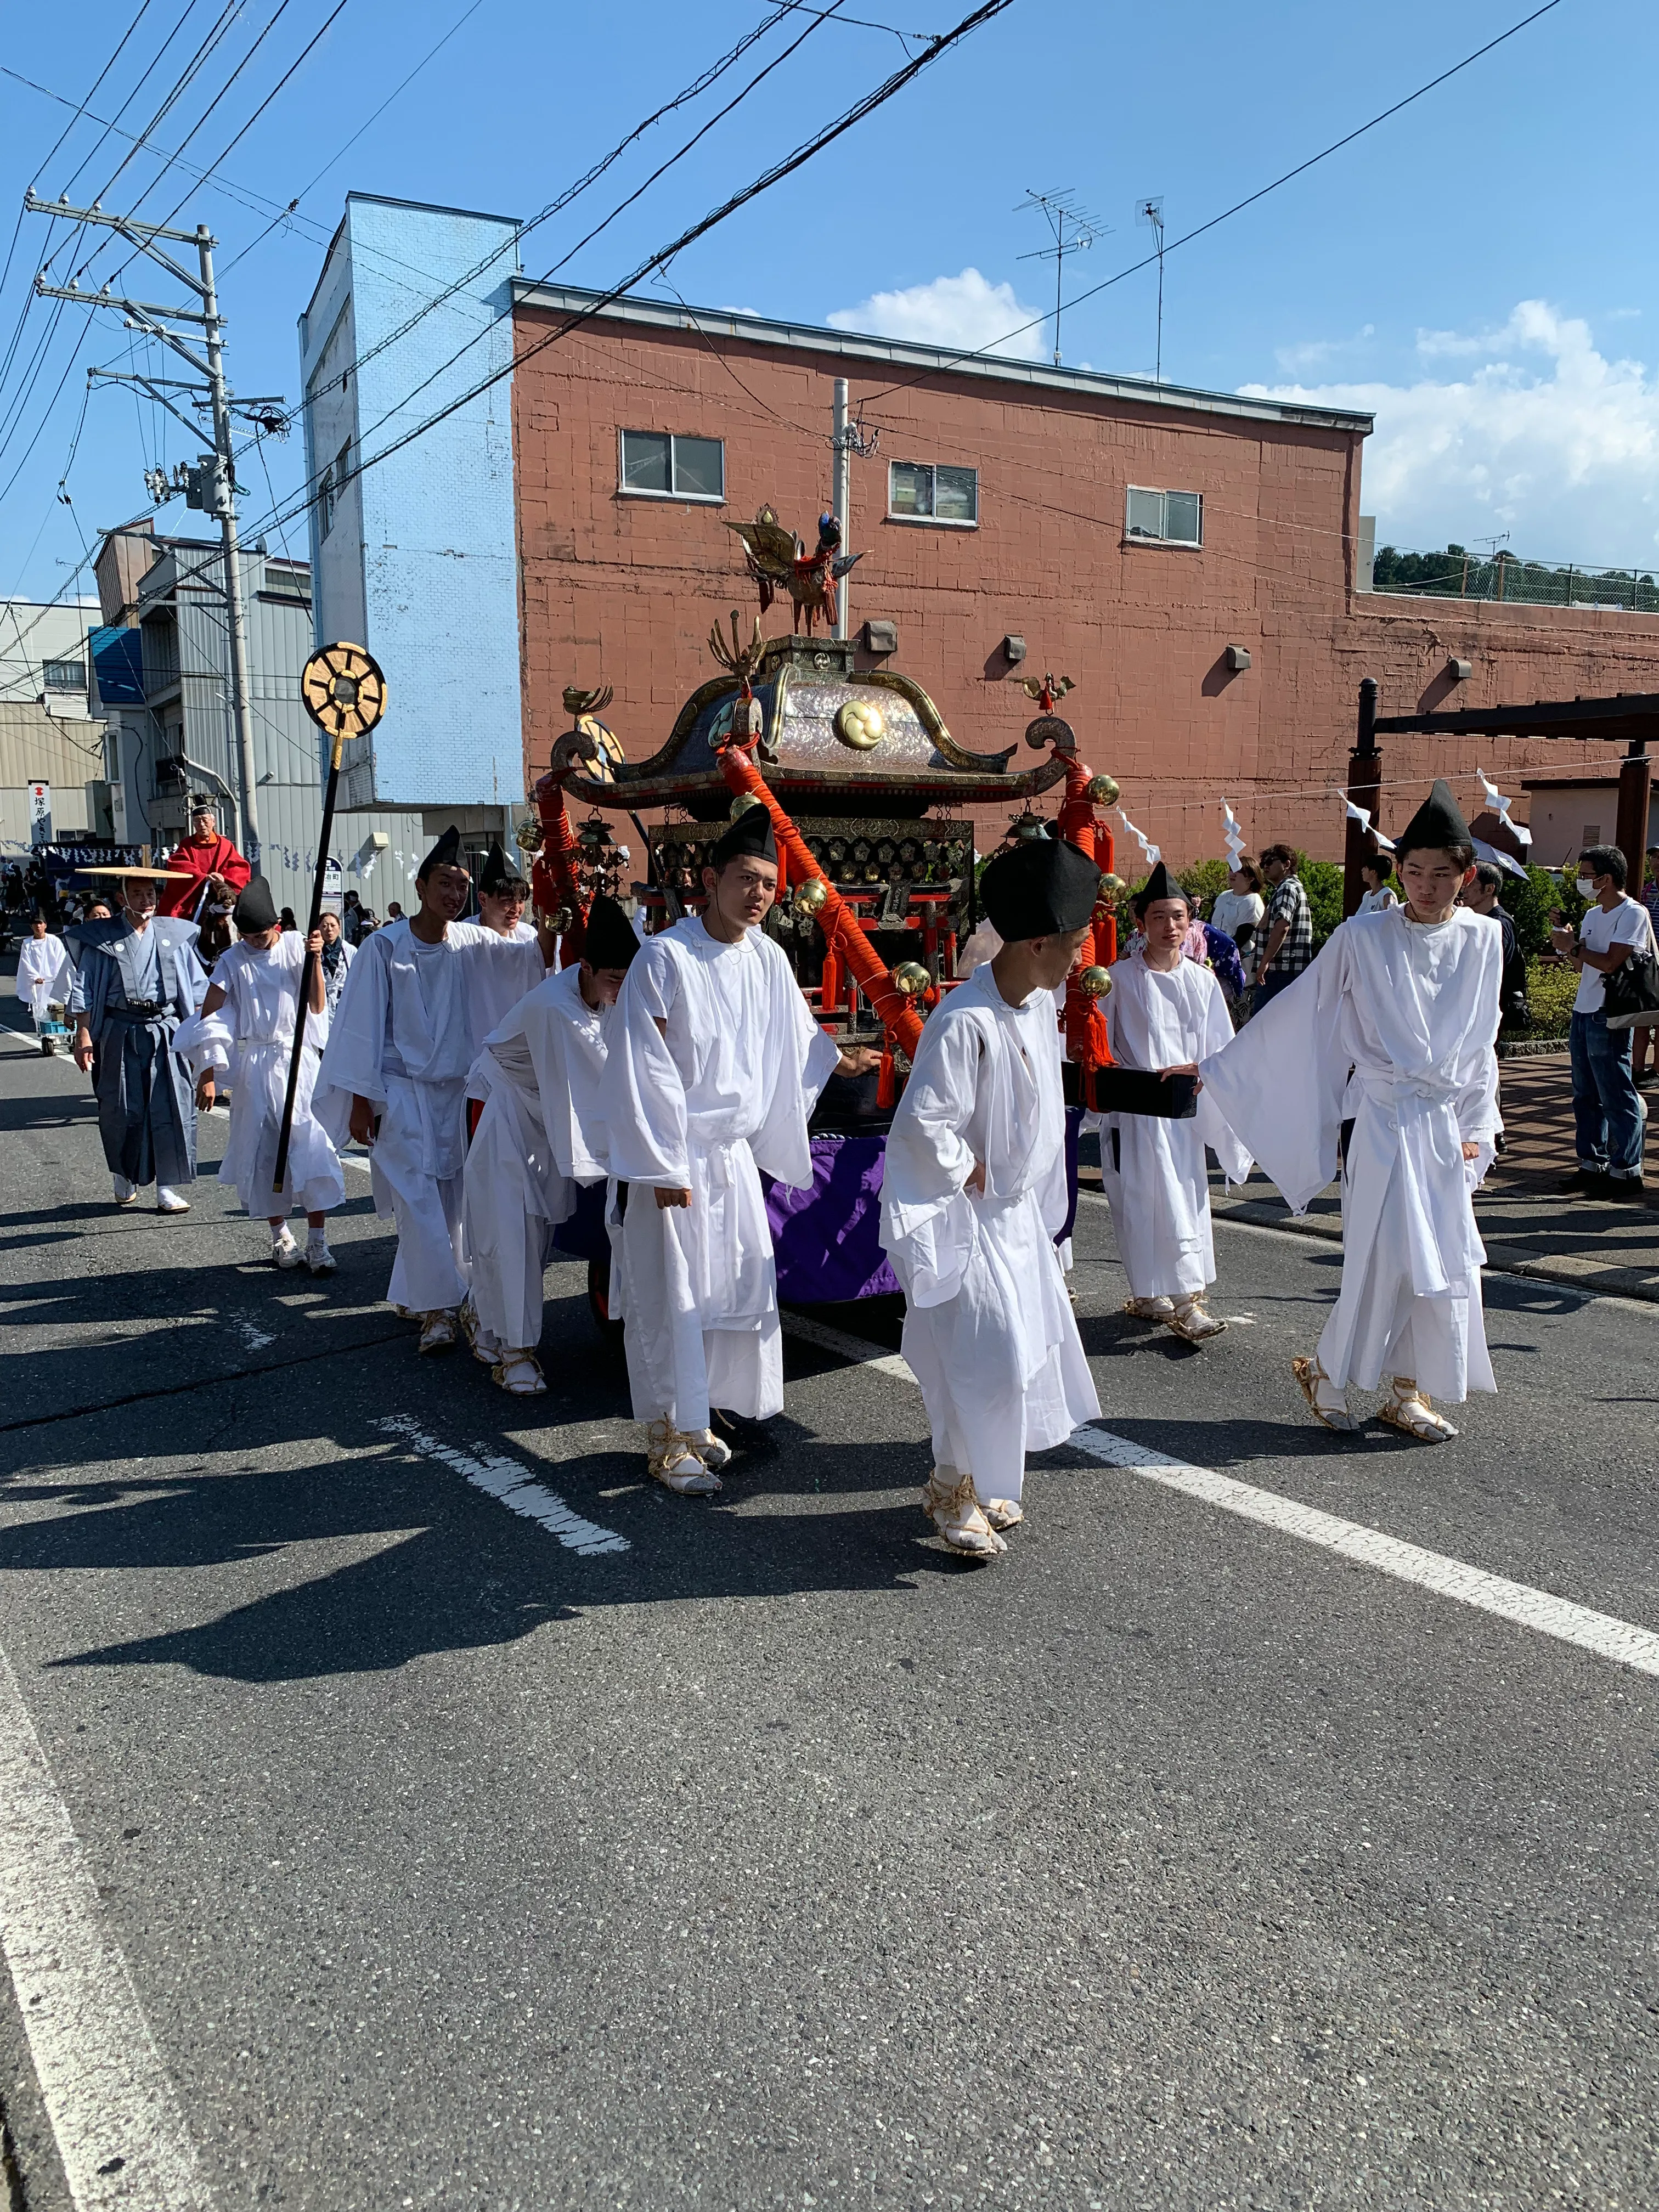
xmin=1523 ymin=957 xmax=1578 ymax=1041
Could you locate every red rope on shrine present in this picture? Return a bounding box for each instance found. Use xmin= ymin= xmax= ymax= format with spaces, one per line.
xmin=1051 ymin=746 xmax=1118 ymax=1105
xmin=713 ymin=738 xmax=925 ymax=1062
xmin=530 ymin=771 xmax=589 ymax=967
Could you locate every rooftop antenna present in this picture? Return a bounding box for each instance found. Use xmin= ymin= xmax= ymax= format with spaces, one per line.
xmin=1015 ymin=188 xmax=1104 ymax=368
xmin=1135 ymin=196 xmax=1165 ymax=384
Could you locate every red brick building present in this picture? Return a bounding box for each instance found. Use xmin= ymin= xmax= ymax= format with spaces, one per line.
xmin=509 ymin=283 xmax=1659 ymax=863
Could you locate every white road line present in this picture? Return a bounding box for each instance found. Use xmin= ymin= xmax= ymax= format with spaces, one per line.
xmin=375 ymin=1415 xmax=629 ymax=1555
xmin=1068 ymin=1426 xmax=1659 ymax=1680
xmin=781 ymin=1311 xmax=915 ymax=1383
xmin=0 ymin=1640 xmax=212 ymax=2212
xmin=792 ymin=1314 xmax=1659 ymax=1681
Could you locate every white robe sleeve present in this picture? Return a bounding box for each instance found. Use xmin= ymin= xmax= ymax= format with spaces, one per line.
xmin=879 ymin=1006 xmax=984 ymax=1307
xmin=1200 ymin=933 xmax=1347 ymax=1214
xmin=1192 ymin=972 xmax=1254 ymax=1188
xmin=746 ymin=950 xmax=837 ymax=1190
xmin=600 ymin=942 xmax=690 ymax=1189
xmin=1453 ymin=933 xmax=1504 ymax=1186
xmin=523 ymin=988 xmax=611 ymax=1184
xmin=312 ymin=931 xmax=391 ymax=1141
xmin=172 ymin=1007 xmax=236 ymax=1077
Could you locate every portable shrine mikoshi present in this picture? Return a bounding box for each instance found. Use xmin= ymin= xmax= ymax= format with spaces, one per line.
xmin=526 ymin=576 xmax=1124 ymax=1312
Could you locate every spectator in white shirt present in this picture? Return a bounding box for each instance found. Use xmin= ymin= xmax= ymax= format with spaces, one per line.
xmin=1356 ymin=856 xmax=1400 ymax=914
xmin=1209 ymin=857 xmax=1265 ymax=975
xmin=1553 ymin=843 xmax=1653 ymax=1197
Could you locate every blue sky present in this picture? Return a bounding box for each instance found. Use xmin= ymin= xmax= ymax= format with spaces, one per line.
xmin=1 ymin=0 xmax=1654 ymax=606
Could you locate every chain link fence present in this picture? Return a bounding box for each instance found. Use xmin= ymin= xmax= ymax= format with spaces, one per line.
xmin=1369 ymin=544 xmax=1659 ymax=613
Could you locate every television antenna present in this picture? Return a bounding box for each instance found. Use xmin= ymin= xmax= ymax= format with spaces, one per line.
xmin=1015 ymin=188 xmax=1104 ymax=368
xmin=1135 ymin=196 xmax=1166 ymax=384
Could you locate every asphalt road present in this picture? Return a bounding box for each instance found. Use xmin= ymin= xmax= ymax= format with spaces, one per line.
xmin=1 ymin=1008 xmax=1656 ymax=2212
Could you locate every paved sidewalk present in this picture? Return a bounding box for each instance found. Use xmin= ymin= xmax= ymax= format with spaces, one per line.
xmin=1079 ymin=1051 xmax=1659 ymax=1305
xmin=1208 ymin=1052 xmax=1659 ymax=1305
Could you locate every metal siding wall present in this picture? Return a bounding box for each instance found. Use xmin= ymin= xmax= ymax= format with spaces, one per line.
xmin=246 ymin=787 xmax=412 ymax=922
xmin=246 ymin=587 xmax=321 ymax=792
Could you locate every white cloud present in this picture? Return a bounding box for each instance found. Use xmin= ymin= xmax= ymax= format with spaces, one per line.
xmin=1273 ymin=323 xmax=1374 ymax=374
xmin=1241 ymin=301 xmax=1659 ymax=563
xmin=826 ymin=268 xmax=1046 ymax=361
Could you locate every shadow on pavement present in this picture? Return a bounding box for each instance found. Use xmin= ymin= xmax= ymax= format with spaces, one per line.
xmin=3 ymin=1384 xmax=953 ymax=1681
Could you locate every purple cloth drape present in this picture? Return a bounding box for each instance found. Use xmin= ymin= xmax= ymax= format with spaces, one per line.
xmin=566 ymin=1115 xmax=1082 ymax=1307
xmin=764 ymin=1134 xmax=901 ymax=1303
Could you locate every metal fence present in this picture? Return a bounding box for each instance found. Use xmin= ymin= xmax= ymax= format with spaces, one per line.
xmin=1369 ymin=546 xmax=1659 ymax=613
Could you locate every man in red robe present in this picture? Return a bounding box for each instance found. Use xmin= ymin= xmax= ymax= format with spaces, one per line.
xmin=157 ymin=798 xmax=251 ymax=921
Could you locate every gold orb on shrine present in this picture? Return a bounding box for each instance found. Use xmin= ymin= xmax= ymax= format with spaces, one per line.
xmin=550 ymin=906 xmax=575 ymax=934
xmin=1087 ymin=773 xmax=1120 ymax=806
xmin=833 ymin=699 xmax=885 ymax=752
xmin=1077 ymin=966 xmax=1113 ymax=1000
xmin=891 ymin=960 xmax=930 ymax=998
xmin=794 ymin=877 xmax=829 ymax=917
xmin=1099 ymin=872 xmax=1127 ymax=899
xmin=729 ymin=791 xmax=764 ymax=819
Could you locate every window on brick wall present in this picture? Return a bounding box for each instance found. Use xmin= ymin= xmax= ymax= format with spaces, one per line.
xmin=619 ymin=429 xmax=725 ymax=501
xmin=888 ymin=460 xmax=978 ymax=526
xmin=1125 ymin=486 xmax=1203 ymax=546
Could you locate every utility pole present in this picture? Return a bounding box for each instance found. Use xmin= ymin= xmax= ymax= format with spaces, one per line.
xmin=828 ymin=377 xmax=878 ymax=645
xmin=832 ymin=379 xmax=850 ymax=642
xmin=28 ymin=191 xmax=266 ymax=864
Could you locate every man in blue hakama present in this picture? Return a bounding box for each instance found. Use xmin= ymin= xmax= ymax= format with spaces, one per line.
xmin=65 ymin=867 xmax=210 ymax=1213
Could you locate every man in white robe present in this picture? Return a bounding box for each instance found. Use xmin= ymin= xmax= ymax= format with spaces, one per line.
xmin=1200 ymin=782 xmax=1502 ymax=1443
xmin=601 ymin=803 xmax=878 ymax=1494
xmin=462 ymin=836 xmax=546 ymax=1062
xmin=881 ymin=834 xmax=1102 ymax=1556
xmin=459 ymin=894 xmax=639 ymax=1395
xmin=16 ymin=912 xmax=68 ymax=1046
xmin=313 ymin=825 xmax=551 ymax=1352
xmin=174 ymin=876 xmax=343 ymax=1274
xmin=1100 ymin=861 xmax=1251 ymax=1343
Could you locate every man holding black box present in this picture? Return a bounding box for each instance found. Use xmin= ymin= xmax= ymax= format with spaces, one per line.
xmin=1099 ymin=864 xmax=1252 ymax=1342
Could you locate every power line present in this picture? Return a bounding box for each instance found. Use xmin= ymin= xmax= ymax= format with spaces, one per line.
xmin=857 ymin=0 xmax=1568 ymax=403
xmin=296 ymin=0 xmax=853 ymax=425
xmin=218 ymin=0 xmax=492 ymax=274
xmin=93 ymin=0 xmax=358 ymax=296
xmin=70 ymin=0 xmax=249 ymax=213
xmin=84 ymin=0 xmax=306 ymax=256
xmin=0 ymin=2 xmax=358 ymax=545
xmin=0 ymin=0 xmax=171 ymax=328
xmin=291 ymin=0 xmax=992 ymax=533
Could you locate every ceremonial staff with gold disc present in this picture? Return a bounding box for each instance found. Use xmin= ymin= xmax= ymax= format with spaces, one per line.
xmin=273 ymin=643 xmax=387 ymax=1191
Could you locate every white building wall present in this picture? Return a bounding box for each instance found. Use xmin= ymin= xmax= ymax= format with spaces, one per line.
xmin=298 ymin=194 xmax=523 ymax=811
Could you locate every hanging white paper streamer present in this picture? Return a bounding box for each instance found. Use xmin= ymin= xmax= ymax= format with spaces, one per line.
xmin=1118 ymin=808 xmax=1162 ymax=870
xmin=1221 ymin=799 xmax=1246 ymax=865
xmin=1472 ymin=837 xmax=1528 ymax=880
xmin=1341 ymin=792 xmax=1396 ymax=853
xmin=1476 ymin=770 xmax=1533 ymax=849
